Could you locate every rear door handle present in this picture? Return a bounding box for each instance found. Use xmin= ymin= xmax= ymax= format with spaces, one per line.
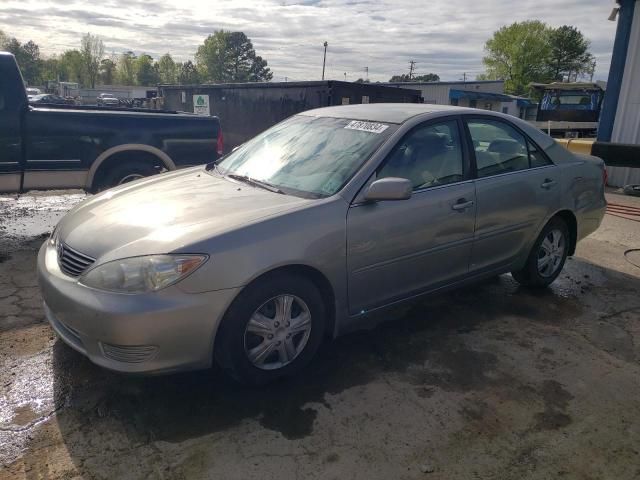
xmin=452 ymin=199 xmax=474 ymax=211
xmin=541 ymin=179 xmax=557 ymax=189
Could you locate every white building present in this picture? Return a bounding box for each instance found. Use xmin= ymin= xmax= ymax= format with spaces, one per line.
xmin=384 ymin=80 xmax=536 ymax=119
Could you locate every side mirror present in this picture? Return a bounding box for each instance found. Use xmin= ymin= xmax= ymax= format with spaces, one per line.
xmin=364 ymin=177 xmax=412 ymax=202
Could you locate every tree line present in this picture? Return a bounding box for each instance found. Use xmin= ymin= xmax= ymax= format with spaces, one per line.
xmin=480 ymin=21 xmax=596 ymax=95
xmin=2 ymin=20 xmax=594 ymax=95
xmin=0 ymin=30 xmax=273 ymax=88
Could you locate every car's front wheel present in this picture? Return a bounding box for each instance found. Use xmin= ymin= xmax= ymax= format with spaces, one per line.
xmin=511 ymin=217 xmax=569 ymax=288
xmin=215 ymin=273 xmax=326 ymax=385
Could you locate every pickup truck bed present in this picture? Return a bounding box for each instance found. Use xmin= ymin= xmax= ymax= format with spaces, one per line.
xmin=0 ymin=52 xmax=223 ymax=193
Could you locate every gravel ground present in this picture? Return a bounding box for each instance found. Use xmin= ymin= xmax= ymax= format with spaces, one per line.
xmin=1 ymin=189 xmax=639 ymax=480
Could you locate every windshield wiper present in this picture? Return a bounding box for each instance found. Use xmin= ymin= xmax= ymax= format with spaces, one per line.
xmin=227 ymin=174 xmax=285 ymax=194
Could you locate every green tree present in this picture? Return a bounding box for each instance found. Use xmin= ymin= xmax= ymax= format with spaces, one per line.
xmin=4 ymin=37 xmax=43 ymax=85
xmin=157 ymin=53 xmax=177 ymax=84
xmin=19 ymin=40 xmax=42 ymax=85
xmin=41 ymin=56 xmax=63 ymax=82
xmin=80 ymin=33 xmax=104 ymax=88
xmin=482 ymin=20 xmax=553 ymax=94
xmin=60 ymin=50 xmax=84 ymax=84
xmin=549 ymin=25 xmax=594 ymax=82
xmin=117 ymin=51 xmax=136 ymax=85
xmin=0 ymin=29 xmax=9 ymax=49
xmin=248 ymin=55 xmax=273 ymax=82
xmin=389 ymin=73 xmax=439 ymax=82
xmin=135 ymin=54 xmax=159 ymax=85
xmin=178 ymin=60 xmax=199 ymax=84
xmin=196 ymin=30 xmax=272 ymax=83
xmin=99 ymin=58 xmax=117 ymax=85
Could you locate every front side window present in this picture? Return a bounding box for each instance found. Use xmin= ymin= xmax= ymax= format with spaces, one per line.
xmin=378 ymin=120 xmax=464 ymax=190
xmin=467 ymin=119 xmax=530 ymax=178
xmin=215 ymin=115 xmax=394 ymax=198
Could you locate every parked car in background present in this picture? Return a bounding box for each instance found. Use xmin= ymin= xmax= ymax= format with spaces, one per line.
xmin=26 ymin=87 xmax=41 ymax=99
xmin=0 ymin=52 xmax=223 ymax=193
xmin=96 ymin=93 xmax=120 ymax=106
xmin=38 ymin=103 xmax=607 ymax=385
xmin=29 ymin=94 xmax=75 ymax=105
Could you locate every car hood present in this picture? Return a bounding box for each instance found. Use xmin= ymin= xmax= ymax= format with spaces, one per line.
xmin=57 ymin=167 xmax=313 ymax=261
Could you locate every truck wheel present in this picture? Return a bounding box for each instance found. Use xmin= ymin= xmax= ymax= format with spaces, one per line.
xmin=511 ymin=217 xmax=569 ymax=288
xmin=215 ymin=273 xmax=326 ymax=385
xmin=99 ymin=161 xmax=158 ymax=191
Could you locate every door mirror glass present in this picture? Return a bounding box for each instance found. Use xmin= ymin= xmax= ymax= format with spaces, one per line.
xmin=364 ymin=177 xmax=412 ymax=202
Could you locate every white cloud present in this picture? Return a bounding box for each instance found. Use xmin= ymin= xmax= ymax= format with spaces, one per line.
xmin=0 ymin=0 xmax=618 ymax=82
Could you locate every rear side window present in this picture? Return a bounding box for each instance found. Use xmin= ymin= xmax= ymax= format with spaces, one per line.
xmin=467 ymin=119 xmax=530 ymax=178
xmin=528 ymin=140 xmax=552 ymax=168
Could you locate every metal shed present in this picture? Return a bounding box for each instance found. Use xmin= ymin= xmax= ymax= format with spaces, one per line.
xmin=598 ymin=0 xmax=640 ymax=187
xmin=160 ymin=81 xmax=421 ymax=152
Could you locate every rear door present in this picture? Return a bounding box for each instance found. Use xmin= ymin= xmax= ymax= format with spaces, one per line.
xmin=346 ymin=117 xmax=476 ymax=314
xmin=464 ymin=116 xmax=560 ymax=273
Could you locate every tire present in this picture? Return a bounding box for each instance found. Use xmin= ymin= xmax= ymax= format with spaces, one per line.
xmin=98 ymin=160 xmax=158 ymax=191
xmin=215 ymin=273 xmax=326 ymax=385
xmin=511 ymin=217 xmax=569 ymax=288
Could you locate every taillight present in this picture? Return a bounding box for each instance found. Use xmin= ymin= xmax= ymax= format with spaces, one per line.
xmin=216 ymin=130 xmax=224 ymax=156
xmin=603 ymin=166 xmax=608 ymax=186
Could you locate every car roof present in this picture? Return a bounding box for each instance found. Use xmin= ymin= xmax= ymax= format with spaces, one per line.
xmin=298 ymin=103 xmax=556 ymax=150
xmin=299 ymin=103 xmax=475 ymax=124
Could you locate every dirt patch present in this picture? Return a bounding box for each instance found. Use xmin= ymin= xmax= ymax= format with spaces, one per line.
xmin=533 ymin=380 xmax=574 ymax=431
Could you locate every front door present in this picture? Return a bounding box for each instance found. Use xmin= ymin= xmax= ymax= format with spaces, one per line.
xmin=346 ymin=118 xmax=476 ymax=314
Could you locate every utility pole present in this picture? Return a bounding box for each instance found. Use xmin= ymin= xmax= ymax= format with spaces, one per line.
xmin=462 ymin=72 xmax=467 ymax=82
xmin=344 ymin=72 xmax=347 ymax=81
xmin=365 ymin=66 xmax=369 ymax=81
xmin=322 ymin=41 xmax=328 ymax=81
xmin=408 ymin=60 xmax=416 ymax=80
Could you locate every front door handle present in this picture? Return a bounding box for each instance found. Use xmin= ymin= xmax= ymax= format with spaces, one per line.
xmin=452 ymin=199 xmax=474 ymax=211
xmin=541 ymin=178 xmax=557 ymax=189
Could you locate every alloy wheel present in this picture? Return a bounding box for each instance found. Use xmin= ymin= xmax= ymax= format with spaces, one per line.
xmin=243 ymin=294 xmax=312 ymax=370
xmin=537 ymin=229 xmax=565 ymax=277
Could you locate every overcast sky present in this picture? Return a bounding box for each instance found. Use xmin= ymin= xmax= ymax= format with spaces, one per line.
xmin=0 ymin=0 xmax=618 ymax=82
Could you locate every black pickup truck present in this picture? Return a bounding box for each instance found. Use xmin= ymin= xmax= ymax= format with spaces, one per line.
xmin=0 ymin=52 xmax=223 ymax=193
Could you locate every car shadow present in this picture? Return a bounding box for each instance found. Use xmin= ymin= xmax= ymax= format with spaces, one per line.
xmin=44 ymin=255 xmax=639 ymax=476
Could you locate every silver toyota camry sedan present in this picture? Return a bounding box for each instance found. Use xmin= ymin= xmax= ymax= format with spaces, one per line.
xmin=38 ymin=104 xmax=606 ymax=384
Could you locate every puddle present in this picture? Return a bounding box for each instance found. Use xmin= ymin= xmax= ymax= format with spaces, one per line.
xmin=0 ymin=191 xmax=87 ymax=252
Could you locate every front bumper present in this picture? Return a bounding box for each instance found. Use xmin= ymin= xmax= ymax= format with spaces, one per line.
xmin=37 ymin=241 xmax=240 ymax=374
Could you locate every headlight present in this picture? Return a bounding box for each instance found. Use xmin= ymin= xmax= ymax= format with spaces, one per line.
xmin=79 ymin=254 xmax=208 ymax=293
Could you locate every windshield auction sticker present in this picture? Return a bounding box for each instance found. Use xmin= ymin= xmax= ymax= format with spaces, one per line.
xmin=344 ymin=121 xmax=389 ymax=134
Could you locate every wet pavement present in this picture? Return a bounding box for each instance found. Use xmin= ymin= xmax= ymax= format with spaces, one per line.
xmin=1 ymin=190 xmax=640 ymax=479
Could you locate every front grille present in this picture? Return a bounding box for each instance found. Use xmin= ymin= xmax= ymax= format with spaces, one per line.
xmin=101 ymin=343 xmax=158 ymax=363
xmin=58 ymin=243 xmax=96 ymax=277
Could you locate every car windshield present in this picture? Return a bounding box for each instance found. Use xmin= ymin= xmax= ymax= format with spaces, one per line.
xmin=214 ymin=115 xmax=393 ymax=198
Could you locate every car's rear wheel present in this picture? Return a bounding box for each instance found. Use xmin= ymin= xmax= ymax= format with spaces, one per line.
xmin=511 ymin=217 xmax=569 ymax=288
xmin=215 ymin=273 xmax=326 ymax=385
xmin=99 ymin=160 xmax=158 ymax=191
